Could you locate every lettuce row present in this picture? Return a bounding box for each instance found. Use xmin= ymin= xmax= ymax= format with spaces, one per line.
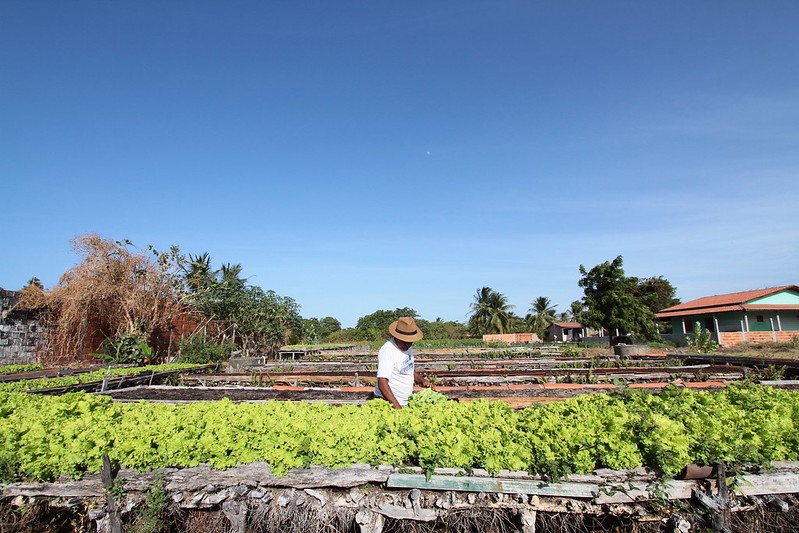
xmin=0 ymin=383 xmax=797 ymax=482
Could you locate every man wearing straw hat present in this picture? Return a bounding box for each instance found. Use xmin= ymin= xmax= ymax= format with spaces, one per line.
xmin=374 ymin=316 xmax=427 ymax=409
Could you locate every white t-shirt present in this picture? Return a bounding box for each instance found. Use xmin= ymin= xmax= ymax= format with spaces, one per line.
xmin=374 ymin=338 xmax=415 ymax=406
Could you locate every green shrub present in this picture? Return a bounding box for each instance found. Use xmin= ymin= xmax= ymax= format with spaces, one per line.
xmin=176 ymin=335 xmax=235 ymax=364
xmin=686 ymin=322 xmax=718 ymax=354
xmin=98 ymin=333 xmax=153 ymax=365
xmin=560 ymin=343 xmax=583 ymax=358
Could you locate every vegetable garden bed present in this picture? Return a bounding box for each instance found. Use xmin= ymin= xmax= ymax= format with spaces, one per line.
xmin=5 ymin=353 xmax=799 ymax=531
xmin=4 ymin=459 xmax=799 ymax=532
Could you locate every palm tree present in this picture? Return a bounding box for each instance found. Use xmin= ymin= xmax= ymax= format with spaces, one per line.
xmin=468 ymin=287 xmax=515 ymax=335
xmin=526 ymin=296 xmax=557 ymax=338
xmin=182 ymin=253 xmax=214 ymax=293
xmin=219 ymin=263 xmax=245 ymax=286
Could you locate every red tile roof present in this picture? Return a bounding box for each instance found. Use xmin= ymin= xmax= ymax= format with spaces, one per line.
xmin=656 ymin=285 xmax=799 ymax=318
xmin=551 ymin=321 xmax=584 ymax=328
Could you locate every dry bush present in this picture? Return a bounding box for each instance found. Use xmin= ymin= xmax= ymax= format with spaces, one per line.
xmin=29 ymin=234 xmax=185 ymax=364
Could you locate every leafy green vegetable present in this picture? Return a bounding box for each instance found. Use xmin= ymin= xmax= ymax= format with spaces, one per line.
xmin=1 ymin=383 xmax=798 ymax=482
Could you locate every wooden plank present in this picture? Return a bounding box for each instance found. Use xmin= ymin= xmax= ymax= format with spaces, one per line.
xmin=594 ymin=480 xmax=704 ymax=504
xmin=386 ymin=473 xmax=598 ymax=498
xmin=101 ymin=454 xmax=122 ymax=533
xmin=733 ymin=473 xmax=799 ymax=496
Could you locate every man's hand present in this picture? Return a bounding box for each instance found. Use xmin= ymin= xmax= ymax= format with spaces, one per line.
xmin=377 ymin=377 xmax=402 ymax=409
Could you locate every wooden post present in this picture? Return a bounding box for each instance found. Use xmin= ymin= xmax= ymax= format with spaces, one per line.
xmin=100 ymin=454 xmax=122 ymax=533
xmin=713 ymin=461 xmax=732 ymax=533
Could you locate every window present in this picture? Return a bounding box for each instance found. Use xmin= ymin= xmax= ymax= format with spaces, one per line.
xmin=704 ymin=318 xmax=716 ymax=333
xmin=756 ymin=315 xmax=764 ymax=323
xmin=684 ymin=319 xmax=694 ymax=332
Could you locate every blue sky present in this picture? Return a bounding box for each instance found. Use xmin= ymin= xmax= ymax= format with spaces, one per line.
xmin=2 ymin=1 xmax=797 ymax=327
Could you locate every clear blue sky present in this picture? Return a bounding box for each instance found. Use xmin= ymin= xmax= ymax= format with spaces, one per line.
xmin=2 ymin=1 xmax=797 ymax=327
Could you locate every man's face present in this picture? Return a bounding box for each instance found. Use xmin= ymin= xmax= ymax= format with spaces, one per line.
xmin=395 ymin=338 xmax=413 ymax=351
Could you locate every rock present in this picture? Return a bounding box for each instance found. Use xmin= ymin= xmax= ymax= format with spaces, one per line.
xmin=349 ymin=486 xmax=365 ymax=503
xmin=205 ymin=488 xmax=231 ymax=506
xmin=277 ymin=490 xmax=293 ymax=507
xmin=305 ymin=488 xmax=328 ymax=506
xmin=222 ymin=499 xmax=248 ymax=533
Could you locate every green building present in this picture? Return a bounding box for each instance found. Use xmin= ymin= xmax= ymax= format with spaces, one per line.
xmin=657 ymin=285 xmax=799 ymax=346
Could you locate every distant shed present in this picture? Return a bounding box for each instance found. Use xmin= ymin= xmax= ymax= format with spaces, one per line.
xmin=545 ymin=322 xmax=587 ymax=343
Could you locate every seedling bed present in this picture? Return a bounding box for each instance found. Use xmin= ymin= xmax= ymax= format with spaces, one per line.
xmin=98 ymin=380 xmax=735 ymax=406
xmin=230 ymin=354 xmax=674 ymax=373
xmin=187 ymin=363 xmax=748 ymax=389
xmin=0 ymin=364 xmax=107 ymax=383
xmin=25 ymin=364 xmax=219 ymax=395
xmin=671 ymin=353 xmax=799 ymax=378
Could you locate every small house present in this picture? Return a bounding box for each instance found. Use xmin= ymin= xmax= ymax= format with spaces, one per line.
xmin=545 ymin=322 xmax=587 ymax=343
xmin=656 ymin=285 xmax=799 ymax=346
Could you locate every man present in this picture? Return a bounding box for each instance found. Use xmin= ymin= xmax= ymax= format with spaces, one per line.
xmin=374 ymin=316 xmax=427 ymax=409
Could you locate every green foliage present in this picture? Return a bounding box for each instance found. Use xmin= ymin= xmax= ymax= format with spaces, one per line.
xmin=355 ymin=308 xmax=418 ymax=341
xmin=526 ymin=296 xmax=557 ymax=339
xmin=468 ymin=287 xmax=515 ymax=335
xmin=630 ymin=276 xmax=680 ymax=315
xmin=686 ymin=322 xmax=718 ymax=353
xmin=182 ymin=253 xmax=302 ymax=356
xmin=176 ymin=335 xmax=235 ymax=364
xmin=0 ymin=364 xmax=203 ymax=393
xmin=2 ymin=384 xmax=799 ymax=482
xmin=559 ymin=343 xmax=583 ymax=358
xmin=409 ymin=388 xmax=448 ymax=405
xmin=301 ymin=316 xmax=342 ymax=344
xmin=99 ymin=332 xmax=153 ymax=365
xmin=418 ymin=318 xmax=469 ymax=340
xmin=0 ymin=364 xmax=45 ymax=375
xmin=131 ymin=474 xmax=170 ymax=533
xmin=578 ymin=256 xmax=659 ymax=342
xmin=413 ymin=338 xmax=485 ymax=349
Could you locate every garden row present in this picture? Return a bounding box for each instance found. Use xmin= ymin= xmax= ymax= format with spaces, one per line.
xmin=2 ymin=383 xmax=798 ymax=483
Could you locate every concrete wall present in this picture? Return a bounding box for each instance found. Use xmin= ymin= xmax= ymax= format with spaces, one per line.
xmin=0 ymin=289 xmax=45 ymax=365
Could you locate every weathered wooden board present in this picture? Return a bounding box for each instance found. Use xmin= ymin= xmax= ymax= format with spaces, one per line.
xmin=594 ymin=480 xmax=705 ymax=504
xmin=386 ymin=473 xmax=599 ymax=498
xmin=734 ymin=473 xmax=799 ymax=496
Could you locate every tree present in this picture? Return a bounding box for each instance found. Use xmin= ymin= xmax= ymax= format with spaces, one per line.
xmin=569 ymin=301 xmax=585 ymax=323
xmin=227 ymin=286 xmax=302 ymax=356
xmin=423 ymin=318 xmax=469 ymax=340
xmin=219 ymin=263 xmax=245 ymax=287
xmin=182 ymin=252 xmax=215 ymax=293
xmin=526 ymin=296 xmax=557 ymax=339
xmin=25 ymin=235 xmax=185 ymax=362
xmin=301 ymin=316 xmax=342 ymax=344
xmin=577 ymin=256 xmax=659 ymax=344
xmin=467 ymin=287 xmax=514 ymax=335
xmin=182 ymin=254 xmax=301 ymax=356
xmin=355 ymin=308 xmax=417 ymax=341
xmin=630 ymin=276 xmax=680 ymax=315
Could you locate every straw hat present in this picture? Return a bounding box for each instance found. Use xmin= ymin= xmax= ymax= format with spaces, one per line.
xmin=389 ymin=317 xmax=424 ymax=342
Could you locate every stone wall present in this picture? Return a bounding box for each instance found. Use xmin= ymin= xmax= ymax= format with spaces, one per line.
xmin=0 ymin=289 xmax=45 ymax=365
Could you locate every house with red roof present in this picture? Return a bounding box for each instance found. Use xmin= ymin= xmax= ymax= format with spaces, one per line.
xmin=656 ymin=285 xmax=799 ymax=346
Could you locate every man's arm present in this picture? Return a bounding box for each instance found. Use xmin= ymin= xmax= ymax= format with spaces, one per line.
xmin=377 ymin=377 xmax=402 ymax=409
xmin=414 ymin=370 xmax=430 ymax=387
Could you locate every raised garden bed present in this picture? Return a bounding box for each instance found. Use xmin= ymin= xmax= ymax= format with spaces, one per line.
xmin=4 ymin=461 xmax=799 ymax=532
